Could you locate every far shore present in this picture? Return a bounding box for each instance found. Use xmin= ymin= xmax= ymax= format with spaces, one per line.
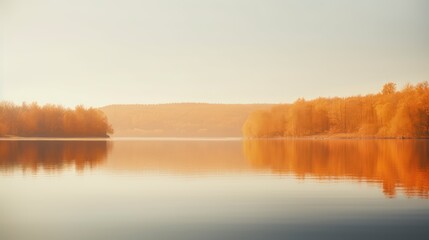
xmin=0 ymin=135 xmax=428 ymax=141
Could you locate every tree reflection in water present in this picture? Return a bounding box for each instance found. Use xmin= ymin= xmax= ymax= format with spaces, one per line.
xmin=243 ymin=139 xmax=429 ymax=198
xmin=0 ymin=141 xmax=111 ymax=173
xmin=1 ymin=139 xmax=428 ymax=198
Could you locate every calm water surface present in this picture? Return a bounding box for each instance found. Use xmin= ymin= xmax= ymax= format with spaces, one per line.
xmin=1 ymin=139 xmax=429 ymax=240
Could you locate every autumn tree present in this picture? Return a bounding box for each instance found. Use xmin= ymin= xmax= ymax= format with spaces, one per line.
xmin=0 ymin=102 xmax=113 ymax=138
xmin=243 ymin=81 xmax=429 ymax=138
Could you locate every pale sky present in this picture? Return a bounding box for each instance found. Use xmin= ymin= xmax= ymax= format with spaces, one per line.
xmin=1 ymin=0 xmax=428 ymax=107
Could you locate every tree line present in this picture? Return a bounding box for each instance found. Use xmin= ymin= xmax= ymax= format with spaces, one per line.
xmin=243 ymin=82 xmax=429 ymax=138
xmin=0 ymin=102 xmax=113 ymax=137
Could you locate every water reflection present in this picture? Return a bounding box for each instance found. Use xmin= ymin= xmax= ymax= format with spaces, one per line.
xmin=243 ymin=139 xmax=429 ymax=198
xmin=1 ymin=139 xmax=429 ymax=240
xmin=1 ymin=139 xmax=428 ymax=198
xmin=105 ymin=140 xmax=249 ymax=174
xmin=0 ymin=141 xmax=110 ymax=173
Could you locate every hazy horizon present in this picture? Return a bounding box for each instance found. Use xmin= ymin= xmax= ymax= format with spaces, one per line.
xmin=0 ymin=81 xmax=424 ymax=108
xmin=1 ymin=0 xmax=429 ymax=108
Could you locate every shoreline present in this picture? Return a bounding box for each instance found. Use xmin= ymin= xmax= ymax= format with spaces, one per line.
xmin=243 ymin=134 xmax=429 ymax=140
xmin=0 ymin=136 xmax=111 ymax=141
xmin=0 ymin=136 xmax=428 ymax=141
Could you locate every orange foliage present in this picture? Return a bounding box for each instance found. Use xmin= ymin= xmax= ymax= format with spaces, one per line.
xmin=0 ymin=102 xmax=113 ymax=137
xmin=243 ymin=82 xmax=429 ymax=138
xmin=0 ymin=141 xmax=110 ymax=173
xmin=243 ymin=139 xmax=429 ymax=198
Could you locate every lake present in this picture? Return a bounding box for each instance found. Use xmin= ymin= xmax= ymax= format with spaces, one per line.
xmin=1 ymin=139 xmax=429 ymax=240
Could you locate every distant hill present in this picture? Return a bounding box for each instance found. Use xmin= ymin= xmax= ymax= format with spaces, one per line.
xmin=100 ymin=103 xmax=273 ymax=137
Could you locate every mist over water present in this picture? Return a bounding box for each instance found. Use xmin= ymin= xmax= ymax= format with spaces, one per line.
xmin=1 ymin=139 xmax=429 ymax=240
